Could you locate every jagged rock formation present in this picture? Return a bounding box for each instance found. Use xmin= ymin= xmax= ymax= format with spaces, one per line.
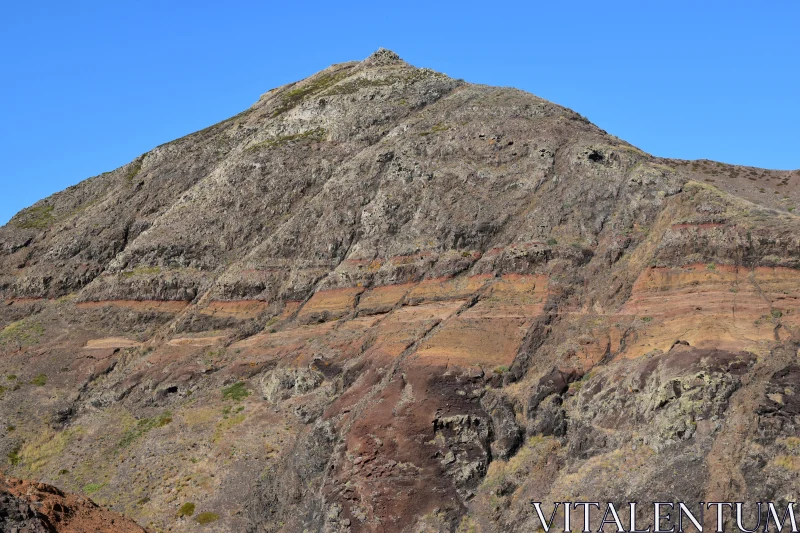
xmin=0 ymin=49 xmax=799 ymax=532
xmin=0 ymin=476 xmax=147 ymax=532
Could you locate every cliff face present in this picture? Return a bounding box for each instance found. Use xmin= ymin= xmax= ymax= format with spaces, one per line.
xmin=1 ymin=49 xmax=799 ymax=532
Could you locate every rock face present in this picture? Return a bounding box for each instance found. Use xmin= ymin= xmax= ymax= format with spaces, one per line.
xmin=0 ymin=49 xmax=799 ymax=532
xmin=0 ymin=476 xmax=147 ymax=532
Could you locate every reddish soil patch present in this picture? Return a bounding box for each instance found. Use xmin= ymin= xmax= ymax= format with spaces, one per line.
xmin=0 ymin=476 xmax=148 ymax=532
xmin=75 ymin=300 xmax=188 ymax=313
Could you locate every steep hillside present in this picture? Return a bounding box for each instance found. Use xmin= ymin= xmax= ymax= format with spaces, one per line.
xmin=1 ymin=49 xmax=799 ymax=532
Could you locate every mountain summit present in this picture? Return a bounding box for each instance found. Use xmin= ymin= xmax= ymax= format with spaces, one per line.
xmin=362 ymin=47 xmax=404 ymax=66
xmin=1 ymin=51 xmax=799 ymax=533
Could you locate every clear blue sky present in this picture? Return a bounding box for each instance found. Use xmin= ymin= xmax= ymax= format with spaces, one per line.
xmin=1 ymin=1 xmax=798 ymax=225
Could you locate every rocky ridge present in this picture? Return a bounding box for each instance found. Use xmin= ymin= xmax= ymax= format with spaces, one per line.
xmin=0 ymin=49 xmax=799 ymax=532
xmin=0 ymin=475 xmax=147 ymax=533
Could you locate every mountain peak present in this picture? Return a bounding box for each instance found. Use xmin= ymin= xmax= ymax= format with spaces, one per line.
xmin=362 ymin=47 xmax=403 ymax=66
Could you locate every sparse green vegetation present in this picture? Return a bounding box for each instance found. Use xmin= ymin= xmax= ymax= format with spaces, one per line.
xmin=457 ymin=516 xmax=478 ymax=533
xmin=419 ymin=123 xmax=450 ymax=136
xmin=8 ymin=446 xmax=21 ymax=466
xmin=221 ymin=405 xmax=245 ymax=419
xmin=571 ymin=370 xmax=595 ymax=393
xmin=201 ymin=348 xmax=224 ymax=366
xmin=14 ymin=204 xmax=55 ymax=229
xmin=246 ymin=127 xmax=326 ymax=151
xmin=30 ymin=374 xmax=47 ymax=386
xmin=772 ymin=455 xmax=800 ymax=472
xmin=195 ymin=512 xmax=220 ymax=525
xmin=757 ymin=309 xmax=784 ymax=326
xmin=320 ymin=69 xmax=440 ymax=99
xmin=547 ymin=238 xmax=558 ymax=246
xmin=323 ymin=75 xmax=395 ymax=96
xmin=706 ymin=263 xmax=716 ymax=271
xmin=0 ymin=320 xmax=45 ymax=348
xmin=214 ymin=412 xmax=246 ymax=442
xmin=120 ymin=265 xmax=162 ymax=278
xmin=493 ymin=365 xmax=509 ymax=374
xmin=83 ymin=483 xmax=103 ymax=494
xmin=118 ymin=412 xmax=173 ymax=448
xmin=570 ymin=371 xmax=595 ymax=392
xmin=271 ymin=70 xmax=352 ymax=117
xmin=641 ymin=316 xmax=653 ymax=323
xmin=19 ymin=427 xmax=80 ymax=472
xmin=222 ymin=382 xmax=250 ymax=401
xmin=177 ymin=502 xmax=196 ymax=517
xmin=124 ymin=156 xmax=145 ymax=183
xmin=781 ymin=437 xmax=800 ymax=454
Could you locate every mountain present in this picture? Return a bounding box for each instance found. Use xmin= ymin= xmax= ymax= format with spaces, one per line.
xmin=1 ymin=49 xmax=799 ymax=532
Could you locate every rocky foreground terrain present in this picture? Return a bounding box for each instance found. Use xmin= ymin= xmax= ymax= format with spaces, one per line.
xmin=1 ymin=49 xmax=799 ymax=532
xmin=0 ymin=475 xmax=146 ymax=532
